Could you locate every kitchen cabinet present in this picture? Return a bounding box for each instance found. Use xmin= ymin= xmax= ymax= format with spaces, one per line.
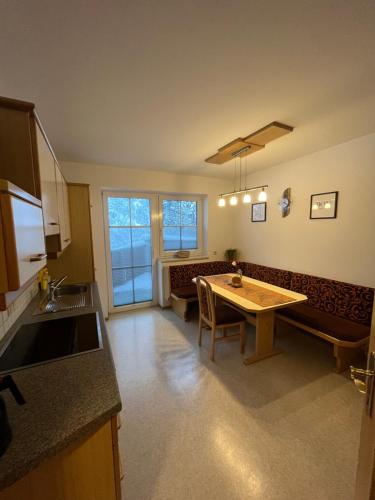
xmin=0 ymin=181 xmax=46 ymax=309
xmin=0 ymin=417 xmax=122 ymax=500
xmin=62 ymin=175 xmax=71 ymax=244
xmin=0 ymin=95 xmax=73 ymax=308
xmin=47 ymin=184 xmax=94 ymax=283
xmin=36 ymin=125 xmax=59 ymax=236
xmin=55 ymin=166 xmax=71 ymax=251
xmin=0 ymin=97 xmax=40 ymax=199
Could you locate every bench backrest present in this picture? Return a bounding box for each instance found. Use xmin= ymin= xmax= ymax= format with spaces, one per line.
xmin=169 ymin=261 xmax=233 ymax=289
xmin=290 ymin=272 xmax=374 ymax=326
xmin=239 ymin=262 xmax=292 ymax=290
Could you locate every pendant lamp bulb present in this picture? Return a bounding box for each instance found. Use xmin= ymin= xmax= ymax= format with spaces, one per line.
xmin=218 ymin=196 xmax=226 ymax=207
xmin=243 ymin=192 xmax=251 ymax=204
xmin=258 ymin=188 xmax=267 ymax=202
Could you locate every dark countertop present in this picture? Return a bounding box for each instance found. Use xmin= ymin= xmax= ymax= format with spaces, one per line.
xmin=0 ymin=283 xmax=122 ymax=490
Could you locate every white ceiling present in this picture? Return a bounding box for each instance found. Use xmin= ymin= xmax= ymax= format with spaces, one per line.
xmin=1 ymin=0 xmax=375 ymax=178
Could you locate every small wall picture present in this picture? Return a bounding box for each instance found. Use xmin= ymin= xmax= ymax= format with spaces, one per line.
xmin=310 ymin=191 xmax=338 ymax=219
xmin=252 ymin=202 xmax=267 ymax=222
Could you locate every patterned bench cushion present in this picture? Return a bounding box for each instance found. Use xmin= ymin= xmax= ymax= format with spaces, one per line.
xmin=290 ymin=272 xmax=374 ymax=326
xmin=239 ymin=262 xmax=292 ymax=290
xmin=169 ymin=261 xmax=233 ymax=290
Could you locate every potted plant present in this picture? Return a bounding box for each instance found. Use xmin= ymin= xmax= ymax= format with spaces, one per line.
xmin=224 ymin=248 xmax=238 ymax=262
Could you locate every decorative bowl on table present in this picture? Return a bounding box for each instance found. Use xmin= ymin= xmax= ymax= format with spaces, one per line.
xmin=231 ymin=275 xmax=242 ymax=288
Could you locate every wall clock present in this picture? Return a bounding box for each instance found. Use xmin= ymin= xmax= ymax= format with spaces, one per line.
xmin=279 ymin=188 xmax=291 ymax=217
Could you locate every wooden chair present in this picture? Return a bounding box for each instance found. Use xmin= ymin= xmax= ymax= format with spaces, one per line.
xmin=196 ymin=276 xmax=246 ymax=361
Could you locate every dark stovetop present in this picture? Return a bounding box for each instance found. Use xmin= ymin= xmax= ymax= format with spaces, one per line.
xmin=0 ymin=312 xmax=102 ymax=374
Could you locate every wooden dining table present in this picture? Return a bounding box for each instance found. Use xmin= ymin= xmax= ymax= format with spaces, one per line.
xmin=194 ymin=273 xmax=307 ymax=365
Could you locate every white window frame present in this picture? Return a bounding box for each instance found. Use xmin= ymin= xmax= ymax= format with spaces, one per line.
xmin=158 ymin=194 xmax=204 ymax=259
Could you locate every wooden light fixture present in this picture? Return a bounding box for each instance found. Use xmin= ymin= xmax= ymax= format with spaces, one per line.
xmin=205 ymin=121 xmax=293 ymax=164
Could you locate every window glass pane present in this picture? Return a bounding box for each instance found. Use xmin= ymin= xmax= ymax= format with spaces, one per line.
xmin=108 ymin=197 xmax=130 ymax=226
xmin=134 ymin=266 xmax=153 ymax=302
xmin=112 ymin=268 xmax=133 ymax=306
xmin=181 ymin=227 xmax=197 ymax=249
xmin=181 ymin=201 xmax=197 ymax=225
xmin=110 ymin=228 xmax=132 ymax=268
xmin=163 ymin=227 xmax=181 ymax=250
xmin=131 ymin=198 xmax=150 ymax=226
xmin=132 ymin=228 xmax=151 ymax=266
xmin=163 ymin=200 xmax=180 ymax=226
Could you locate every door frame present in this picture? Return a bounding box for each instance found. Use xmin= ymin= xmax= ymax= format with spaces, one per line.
xmin=103 ymin=191 xmax=159 ymax=313
xmin=354 ymin=304 xmax=375 ymax=499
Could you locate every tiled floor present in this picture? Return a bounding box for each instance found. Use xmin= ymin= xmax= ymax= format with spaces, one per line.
xmin=108 ymin=306 xmax=363 ymax=500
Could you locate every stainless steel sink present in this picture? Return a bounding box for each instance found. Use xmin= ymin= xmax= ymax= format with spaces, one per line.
xmin=33 ymin=284 xmax=93 ymax=315
xmin=55 ymin=284 xmax=89 ymax=296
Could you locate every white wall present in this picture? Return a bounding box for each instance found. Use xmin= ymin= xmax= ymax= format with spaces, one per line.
xmin=61 ymin=161 xmax=234 ymax=316
xmin=0 ymin=281 xmax=39 ymax=340
xmin=233 ymin=132 xmax=375 ymax=288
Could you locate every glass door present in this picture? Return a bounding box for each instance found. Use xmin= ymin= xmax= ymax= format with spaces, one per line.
xmin=104 ymin=193 xmax=157 ymax=311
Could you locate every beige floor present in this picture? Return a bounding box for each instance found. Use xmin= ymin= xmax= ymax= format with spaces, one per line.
xmin=108 ymin=306 xmax=363 ymax=500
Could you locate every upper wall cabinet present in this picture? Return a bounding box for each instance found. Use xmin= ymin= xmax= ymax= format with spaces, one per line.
xmin=55 ymin=164 xmax=71 ymax=250
xmin=0 ymin=96 xmax=72 ymax=259
xmin=36 ymin=125 xmax=60 ymax=235
xmin=0 ymin=97 xmax=40 ymax=198
xmin=0 ymin=181 xmax=46 ymax=310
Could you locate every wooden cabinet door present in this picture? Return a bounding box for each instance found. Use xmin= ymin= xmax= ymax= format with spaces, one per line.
xmin=0 ymin=194 xmax=46 ymax=292
xmin=55 ymin=165 xmax=71 ymax=251
xmin=55 ymin=165 xmax=66 ymax=248
xmin=0 ymin=419 xmax=119 ymax=500
xmin=36 ymin=126 xmax=59 ymax=236
xmin=0 ymin=103 xmax=39 ymax=198
xmin=62 ymin=176 xmax=71 ymax=245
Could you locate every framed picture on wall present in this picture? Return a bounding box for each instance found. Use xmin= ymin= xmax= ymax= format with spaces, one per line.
xmin=251 ymin=202 xmax=267 ymax=222
xmin=310 ymin=191 xmax=338 ymax=219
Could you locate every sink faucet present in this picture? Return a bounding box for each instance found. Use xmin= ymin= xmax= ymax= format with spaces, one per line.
xmin=48 ymin=275 xmax=68 ymax=301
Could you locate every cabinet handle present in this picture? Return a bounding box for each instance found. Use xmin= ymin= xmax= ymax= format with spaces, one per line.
xmin=29 ymin=253 xmax=47 ymax=262
xmin=64 ymin=238 xmax=70 ymax=243
xmin=49 ymin=222 xmax=59 ymax=226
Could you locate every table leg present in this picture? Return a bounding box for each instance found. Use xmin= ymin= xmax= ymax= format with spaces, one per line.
xmin=243 ymin=310 xmax=282 ymax=365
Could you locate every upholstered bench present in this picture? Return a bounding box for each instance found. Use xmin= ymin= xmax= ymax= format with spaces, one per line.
xmin=238 ymin=263 xmax=373 ymax=371
xmin=168 ymin=259 xmax=374 ymax=372
xmin=169 ymin=260 xmax=233 ymax=320
xmin=276 ymin=272 xmax=373 ymax=372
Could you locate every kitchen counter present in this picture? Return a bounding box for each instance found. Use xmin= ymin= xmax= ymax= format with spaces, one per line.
xmin=0 ymin=283 xmax=122 ymax=490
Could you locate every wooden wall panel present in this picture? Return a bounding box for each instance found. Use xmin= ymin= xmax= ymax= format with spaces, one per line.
xmin=47 ymin=184 xmax=95 ymax=283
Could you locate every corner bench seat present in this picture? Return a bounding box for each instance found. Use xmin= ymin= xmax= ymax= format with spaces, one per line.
xmin=278 ymin=303 xmax=370 ymax=342
xmin=169 ymin=261 xmax=233 ymax=320
xmin=275 ymin=272 xmax=373 ymax=372
xmin=168 ymin=260 xmax=374 ymax=371
xmin=171 ymin=285 xmax=198 ymax=299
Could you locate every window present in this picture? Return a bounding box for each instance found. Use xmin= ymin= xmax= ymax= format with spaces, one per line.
xmin=160 ymin=195 xmax=203 ymax=255
xmin=106 ymin=195 xmax=154 ymax=308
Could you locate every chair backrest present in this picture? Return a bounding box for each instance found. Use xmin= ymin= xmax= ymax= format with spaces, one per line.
xmin=196 ymin=276 xmax=216 ymax=324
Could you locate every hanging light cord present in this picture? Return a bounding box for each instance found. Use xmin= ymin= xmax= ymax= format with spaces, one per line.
xmin=245 ymin=156 xmax=247 ymax=190
xmin=239 ymin=157 xmax=242 ymax=191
